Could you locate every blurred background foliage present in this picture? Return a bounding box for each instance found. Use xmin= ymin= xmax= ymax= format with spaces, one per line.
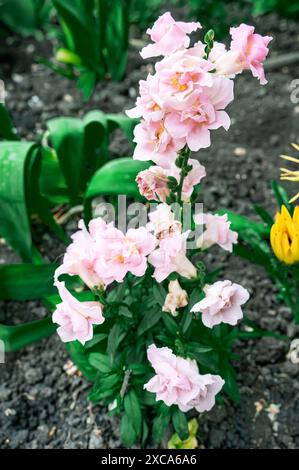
xmin=1 ymin=0 xmax=299 ymax=98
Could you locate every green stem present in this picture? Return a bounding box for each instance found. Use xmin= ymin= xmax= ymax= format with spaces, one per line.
xmin=176 ymin=147 xmax=190 ymax=205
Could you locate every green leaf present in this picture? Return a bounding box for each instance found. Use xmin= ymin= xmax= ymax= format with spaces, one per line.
xmin=253 ymin=204 xmax=273 ymax=227
xmin=0 ymin=263 xmax=57 ymax=300
xmin=0 ymin=141 xmax=40 ymax=260
xmin=152 ymin=413 xmax=171 ymax=444
xmin=120 ymin=413 xmax=136 ymax=447
xmin=152 ymin=283 xmax=167 ymax=307
xmin=172 ymin=408 xmax=189 ymax=441
xmin=85 ymin=333 xmax=108 ymax=350
xmin=220 ymin=361 xmax=240 ymax=403
xmin=0 ymin=104 xmax=18 ymax=140
xmin=47 ymin=117 xmax=85 ymax=204
xmin=0 ymin=317 xmax=56 ymax=352
xmin=137 ymin=308 xmax=162 ymax=336
xmin=88 ymin=352 xmax=112 ymax=374
xmin=272 ymin=180 xmax=292 ymax=214
xmin=107 ymin=323 xmax=127 ymax=357
xmin=77 ymin=70 xmax=97 ymax=100
xmin=162 ymin=313 xmax=179 ymax=336
xmin=105 ymin=0 xmax=129 ymax=80
xmin=124 ymin=389 xmax=142 ymax=437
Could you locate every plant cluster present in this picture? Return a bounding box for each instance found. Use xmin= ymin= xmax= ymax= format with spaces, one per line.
xmin=50 ymin=12 xmax=273 ymax=447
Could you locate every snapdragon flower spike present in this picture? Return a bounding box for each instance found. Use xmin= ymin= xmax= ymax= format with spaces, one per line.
xmin=144 ymin=344 xmax=224 ymax=412
xmin=128 ymin=12 xmax=271 ymax=167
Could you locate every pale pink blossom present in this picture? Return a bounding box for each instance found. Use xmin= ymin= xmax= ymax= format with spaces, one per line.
xmin=126 ymin=74 xmax=164 ymax=122
xmin=54 ymin=219 xmax=105 ymax=289
xmin=191 ymin=280 xmax=249 ymax=328
xmin=230 ymin=24 xmax=272 ymax=85
xmin=154 ymin=46 xmax=213 ymax=110
xmin=164 ymin=76 xmax=234 ymax=151
xmin=136 ymin=159 xmax=206 ymax=202
xmin=148 ymin=231 xmax=196 ymax=282
xmin=136 ymin=166 xmax=170 ymax=202
xmin=147 ymin=203 xmax=181 ymax=239
xmin=140 ymin=12 xmax=201 ymax=59
xmin=194 ymin=212 xmax=238 ymax=252
xmin=94 ymin=226 xmax=156 ymax=285
xmin=132 ymin=119 xmax=185 ymax=168
xmin=163 ymin=279 xmax=188 ymax=316
xmin=144 ymin=344 xmax=224 ymax=412
xmin=209 ymin=42 xmax=243 ymax=77
xmin=52 ymin=281 xmax=104 ymax=345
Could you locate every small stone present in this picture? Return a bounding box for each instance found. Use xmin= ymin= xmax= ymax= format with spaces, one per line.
xmin=234 ymin=147 xmax=247 ymax=157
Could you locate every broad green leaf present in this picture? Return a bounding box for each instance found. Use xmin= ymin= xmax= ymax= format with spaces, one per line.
xmin=47 ymin=117 xmax=85 ymax=204
xmin=120 ymin=413 xmax=136 ymax=447
xmin=0 ymin=263 xmax=57 ymax=300
xmin=152 ymin=283 xmax=167 ymax=307
xmin=105 ymin=0 xmax=129 ymax=80
xmin=0 ymin=141 xmax=40 ymax=260
xmin=152 ymin=413 xmax=171 ymax=444
xmin=124 ymin=389 xmax=142 ymax=437
xmin=88 ymin=352 xmax=112 ymax=373
xmin=39 ymin=143 xmax=69 ymax=205
xmin=172 ymin=408 xmax=189 ymax=441
xmin=0 ymin=317 xmax=56 ymax=352
xmin=162 ymin=313 xmax=179 ymax=336
xmin=137 ymin=308 xmax=161 ymax=336
xmin=0 ymin=104 xmax=18 ymax=140
xmin=220 ymin=361 xmax=240 ymax=403
xmin=107 ymin=323 xmax=127 ymax=356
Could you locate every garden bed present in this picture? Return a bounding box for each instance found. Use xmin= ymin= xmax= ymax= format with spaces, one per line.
xmin=0 ymin=11 xmax=299 ymax=449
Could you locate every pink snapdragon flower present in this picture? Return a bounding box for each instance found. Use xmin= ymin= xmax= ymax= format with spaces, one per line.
xmin=144 ymin=344 xmax=224 ymax=412
xmin=94 ymin=226 xmax=156 ymax=285
xmin=164 ymin=76 xmax=234 ymax=151
xmin=52 ymin=281 xmax=104 ymax=345
xmin=132 ymin=119 xmax=185 ymax=168
xmin=136 ymin=166 xmax=170 ymax=202
xmin=191 ymin=280 xmax=250 ymax=328
xmin=147 ymin=203 xmax=182 ymax=239
xmin=54 ymin=219 xmax=105 ymax=289
xmin=209 ymin=41 xmax=243 ymax=77
xmin=136 ymin=159 xmax=206 ymax=202
xmin=148 ymin=231 xmax=196 ymax=282
xmin=230 ymin=24 xmax=272 ymax=85
xmin=126 ymin=74 xmax=164 ymax=122
xmin=140 ymin=12 xmax=201 ymax=59
xmin=154 ymin=46 xmax=213 ymax=110
xmin=194 ymin=212 xmax=238 ymax=252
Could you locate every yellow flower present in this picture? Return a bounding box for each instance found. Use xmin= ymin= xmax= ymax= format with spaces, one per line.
xmin=280 ymin=143 xmax=299 ymax=203
xmin=270 ymin=205 xmax=299 ymax=264
xmin=168 ymin=418 xmax=198 ymax=449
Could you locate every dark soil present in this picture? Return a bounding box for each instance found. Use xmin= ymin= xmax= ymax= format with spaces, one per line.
xmin=1 ymin=12 xmax=299 ymax=449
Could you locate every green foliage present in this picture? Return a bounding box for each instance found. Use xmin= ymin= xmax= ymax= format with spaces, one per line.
xmin=0 ymin=0 xmax=52 ymax=37
xmin=48 ymin=0 xmax=131 ymax=99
